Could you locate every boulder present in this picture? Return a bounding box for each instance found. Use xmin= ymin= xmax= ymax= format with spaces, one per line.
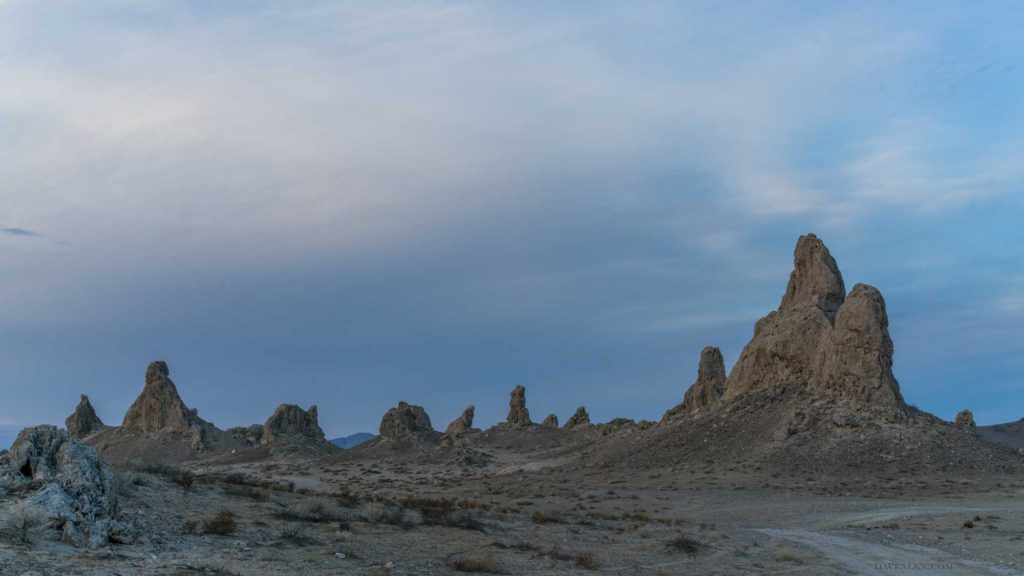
xmin=955 ymin=409 xmax=976 ymax=433
xmin=261 ymin=404 xmax=325 ymax=445
xmin=506 ymin=385 xmax=532 ymax=427
xmin=563 ymin=407 xmax=590 ymax=429
xmin=0 ymin=425 xmax=129 ymax=548
xmin=541 ymin=414 xmax=559 ymax=428
xmin=65 ymin=395 xmax=105 ymax=440
xmin=379 ymin=401 xmax=434 ymax=441
xmin=445 ymin=405 xmax=475 ymax=435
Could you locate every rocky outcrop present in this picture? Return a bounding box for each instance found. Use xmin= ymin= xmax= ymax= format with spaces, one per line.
xmin=261 ymin=404 xmax=325 ymax=444
xmin=65 ymin=395 xmax=106 ymax=440
xmin=0 ymin=426 xmax=131 ymax=548
xmin=721 ymin=234 xmax=907 ymax=420
xmin=445 ymin=405 xmax=475 ymax=435
xmin=379 ymin=402 xmax=434 ymax=441
xmin=955 ymin=409 xmax=976 ymax=433
xmin=815 ymin=284 xmax=906 ymax=416
xmin=227 ymin=424 xmax=265 ymax=446
xmin=541 ymin=414 xmax=559 ymax=428
xmin=506 ymin=385 xmax=532 ymax=427
xmin=121 ymin=361 xmax=199 ymax=436
xmin=681 ymin=347 xmax=727 ymax=413
xmin=563 ymin=407 xmax=590 ymax=429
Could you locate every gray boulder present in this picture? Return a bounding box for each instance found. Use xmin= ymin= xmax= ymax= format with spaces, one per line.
xmin=0 ymin=425 xmax=129 ymax=547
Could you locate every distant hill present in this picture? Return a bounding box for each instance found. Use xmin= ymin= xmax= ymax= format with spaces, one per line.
xmin=330 ymin=432 xmax=375 ymax=449
xmin=978 ymin=418 xmax=1024 ymax=451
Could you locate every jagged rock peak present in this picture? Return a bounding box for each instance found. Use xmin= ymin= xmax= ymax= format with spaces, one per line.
xmin=955 ymin=409 xmax=976 ymax=433
xmin=121 ymin=361 xmax=198 ymax=435
xmin=680 ymin=347 xmax=727 ymax=413
xmin=446 ymin=405 xmax=475 ymax=435
xmin=780 ymin=233 xmax=846 ymax=323
xmin=262 ymin=404 xmax=325 ymax=444
xmin=379 ymin=401 xmax=434 ymax=441
xmin=507 ymin=385 xmax=532 ymax=427
xmin=563 ymin=406 xmax=590 ymax=429
xmin=815 ymin=283 xmax=907 ymax=418
xmin=66 ymin=394 xmax=105 ymax=440
xmin=541 ymin=413 xmax=559 ymax=428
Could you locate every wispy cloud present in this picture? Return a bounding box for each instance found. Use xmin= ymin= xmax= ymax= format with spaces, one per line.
xmin=0 ymin=226 xmax=41 ymax=238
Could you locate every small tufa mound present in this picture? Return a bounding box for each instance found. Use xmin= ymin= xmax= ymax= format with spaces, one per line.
xmin=65 ymin=395 xmax=106 ymax=440
xmin=0 ymin=426 xmax=131 ymax=548
xmin=955 ymin=409 xmax=977 ymax=434
xmin=446 ymin=405 xmax=475 ymax=435
xmin=563 ymin=407 xmax=590 ymax=430
xmin=379 ymin=401 xmax=434 ymax=441
xmin=261 ymin=404 xmax=326 ymax=445
xmin=541 ymin=414 xmax=559 ymax=428
xmin=506 ymin=385 xmax=532 ymax=427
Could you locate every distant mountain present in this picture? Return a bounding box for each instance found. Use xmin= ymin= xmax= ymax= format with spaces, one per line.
xmin=978 ymin=418 xmax=1024 ymax=451
xmin=330 ymin=432 xmax=375 ymax=449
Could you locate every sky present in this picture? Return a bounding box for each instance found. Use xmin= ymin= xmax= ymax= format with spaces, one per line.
xmin=1 ymin=1 xmax=1023 ymax=447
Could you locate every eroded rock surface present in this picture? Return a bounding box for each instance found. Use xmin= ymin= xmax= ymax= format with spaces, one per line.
xmin=507 ymin=385 xmax=532 ymax=427
xmin=121 ymin=361 xmax=200 ymax=436
xmin=262 ymin=404 xmax=325 ymax=444
xmin=379 ymin=402 xmax=434 ymax=441
xmin=563 ymin=407 xmax=590 ymax=430
xmin=955 ymin=409 xmax=977 ymax=433
xmin=65 ymin=395 xmax=106 ymax=440
xmin=680 ymin=347 xmax=727 ymax=414
xmin=541 ymin=414 xmax=559 ymax=428
xmin=445 ymin=405 xmax=475 ymax=435
xmin=0 ymin=426 xmax=130 ymax=548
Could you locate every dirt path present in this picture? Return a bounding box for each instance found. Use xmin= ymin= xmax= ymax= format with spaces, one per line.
xmin=758 ymin=529 xmax=1019 ymax=576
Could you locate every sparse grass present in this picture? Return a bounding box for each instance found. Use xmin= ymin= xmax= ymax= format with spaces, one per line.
xmin=276 ymin=499 xmax=345 ymax=523
xmin=175 ymin=561 xmax=243 ymax=575
xmin=447 ymin=554 xmax=502 ymax=574
xmin=202 ymin=512 xmax=237 ymax=535
xmin=181 ymin=520 xmax=199 ymax=534
xmin=222 ymin=483 xmax=269 ymax=501
xmin=361 ymin=502 xmax=405 ymax=525
xmin=0 ymin=508 xmax=43 ymax=545
xmin=531 ymin=510 xmax=562 ymax=524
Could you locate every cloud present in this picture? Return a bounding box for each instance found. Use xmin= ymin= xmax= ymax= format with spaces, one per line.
xmin=0 ymin=226 xmax=41 ymax=237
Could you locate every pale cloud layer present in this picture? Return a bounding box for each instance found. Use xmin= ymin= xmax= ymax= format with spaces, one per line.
xmin=1 ymin=1 xmax=1022 ymax=438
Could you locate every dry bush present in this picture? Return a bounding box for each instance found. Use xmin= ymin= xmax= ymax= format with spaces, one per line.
xmin=175 ymin=470 xmax=195 ymax=491
xmin=276 ymin=499 xmax=344 ymax=523
xmin=531 ymin=510 xmax=562 ymax=524
xmin=361 ymin=502 xmax=404 ymax=525
xmin=181 ymin=519 xmax=199 ymax=534
xmin=202 ymin=512 xmax=237 ymax=535
xmin=0 ymin=507 xmax=43 ymax=545
xmin=222 ymin=484 xmax=268 ymax=502
xmin=447 ymin=554 xmax=502 ymax=574
xmin=575 ymin=551 xmax=599 ymax=570
xmin=666 ymin=534 xmax=702 ymax=556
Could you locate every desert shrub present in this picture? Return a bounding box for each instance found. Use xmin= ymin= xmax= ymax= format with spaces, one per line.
xmin=575 ymin=551 xmax=598 ymax=570
xmin=401 ymin=497 xmax=455 ymax=520
xmin=0 ymin=508 xmax=43 ymax=545
xmin=175 ymin=470 xmax=195 ymax=491
xmin=447 ymin=554 xmax=502 ymax=574
xmin=531 ymin=510 xmax=562 ymax=524
xmin=275 ymin=499 xmax=344 ymax=523
xmin=666 ymin=534 xmax=702 ymax=556
xmin=222 ymin=484 xmax=268 ymax=501
xmin=335 ymin=488 xmax=361 ymax=508
xmin=202 ymin=512 xmax=237 ymax=535
xmin=181 ymin=519 xmax=200 ymax=534
xmin=361 ymin=502 xmax=404 ymax=525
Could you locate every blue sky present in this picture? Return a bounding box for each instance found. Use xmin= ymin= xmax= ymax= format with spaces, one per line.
xmin=1 ymin=1 xmax=1023 ymax=446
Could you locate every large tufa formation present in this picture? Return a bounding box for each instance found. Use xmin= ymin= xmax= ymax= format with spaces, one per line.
xmin=445 ymin=405 xmax=475 ymax=435
xmin=120 ymin=361 xmax=209 ymax=451
xmin=379 ymin=401 xmax=434 ymax=441
xmin=506 ymin=385 xmax=532 ymax=427
xmin=261 ymin=404 xmax=325 ymax=445
xmin=65 ymin=395 xmax=106 ymax=440
xmin=0 ymin=426 xmax=131 ymax=548
xmin=955 ymin=409 xmax=977 ymax=434
xmin=563 ymin=406 xmax=590 ymax=429
xmin=723 ymin=234 xmax=907 ymax=419
xmin=681 ymin=347 xmax=727 ymax=413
